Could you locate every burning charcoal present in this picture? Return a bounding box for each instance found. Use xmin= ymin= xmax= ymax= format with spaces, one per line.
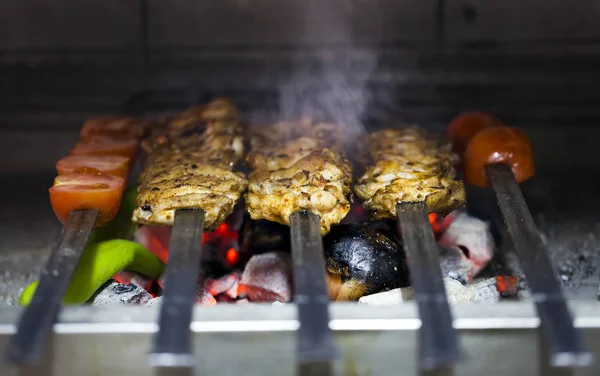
xmin=438 ymin=212 xmax=495 ymax=283
xmin=205 ymin=272 xmax=240 ymax=299
xmin=197 ymin=288 xmax=217 ymax=305
xmin=215 ymin=294 xmax=235 ymax=303
xmin=324 ymin=224 xmax=409 ymax=301
xmin=113 ymin=270 xmax=152 ymax=291
xmin=134 ymin=225 xmax=171 ymax=263
xmin=89 ymin=281 xmax=152 ymax=306
xmin=239 ymin=252 xmax=292 ymax=302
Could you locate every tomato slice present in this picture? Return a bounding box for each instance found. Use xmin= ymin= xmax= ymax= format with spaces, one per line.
xmin=56 ymin=155 xmax=130 ymax=178
xmin=80 ymin=117 xmax=146 ymax=141
xmin=464 ymin=126 xmax=535 ymax=187
xmin=50 ymin=170 xmax=125 ymax=226
xmin=70 ymin=137 xmax=139 ymax=160
xmin=447 ymin=111 xmax=503 ymax=156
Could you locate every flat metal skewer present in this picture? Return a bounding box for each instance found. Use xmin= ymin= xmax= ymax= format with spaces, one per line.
xmin=290 ymin=211 xmax=337 ymax=371
xmin=149 ymin=209 xmax=205 ymax=368
xmin=396 ymin=202 xmax=461 ymax=370
xmin=485 ymin=163 xmax=593 ymax=367
xmin=5 ymin=209 xmax=100 ymax=365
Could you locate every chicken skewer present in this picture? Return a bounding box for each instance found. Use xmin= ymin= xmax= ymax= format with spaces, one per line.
xmin=355 ymin=126 xmax=466 ymax=370
xmin=135 ymin=99 xmax=248 ymax=367
xmin=449 ymin=112 xmax=592 ymax=367
xmin=246 ymin=119 xmax=350 ymax=368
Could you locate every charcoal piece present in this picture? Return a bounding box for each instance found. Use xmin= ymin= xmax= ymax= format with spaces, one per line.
xmin=439 ymin=212 xmax=495 ymax=283
xmin=205 ymin=272 xmax=240 ymax=298
xmin=323 ymin=223 xmax=409 ymax=301
xmin=197 ymin=288 xmax=217 ymax=305
xmin=239 ymin=252 xmax=292 ymax=302
xmin=89 ymin=281 xmax=152 ymax=306
xmin=239 ymin=218 xmax=290 ymax=259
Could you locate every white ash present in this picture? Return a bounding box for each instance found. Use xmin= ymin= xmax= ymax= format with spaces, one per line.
xmin=439 ymin=212 xmax=495 ymax=284
xmin=358 ymin=277 xmax=500 ymax=305
xmin=89 ymin=281 xmax=152 ymax=306
xmin=240 ymin=251 xmax=292 ymax=302
xmin=145 ymin=296 xmax=163 ymax=306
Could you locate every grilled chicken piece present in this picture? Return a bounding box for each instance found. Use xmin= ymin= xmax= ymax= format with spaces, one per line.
xmin=354 ymin=127 xmax=465 ymax=219
xmin=133 ymin=99 xmax=248 ymax=230
xmin=246 ymin=120 xmax=353 ymax=234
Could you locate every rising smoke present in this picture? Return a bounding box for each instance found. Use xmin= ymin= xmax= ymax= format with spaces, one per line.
xmin=278 ymin=1 xmax=381 ymax=142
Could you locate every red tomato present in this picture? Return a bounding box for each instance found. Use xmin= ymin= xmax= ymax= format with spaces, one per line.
xmin=80 ymin=117 xmax=146 ymax=141
xmin=70 ymin=137 xmax=138 ymax=160
xmin=447 ymin=111 xmax=503 ymax=156
xmin=50 ymin=169 xmax=125 ymax=226
xmin=464 ymin=127 xmax=535 ymax=187
xmin=56 ymin=155 xmax=130 ymax=178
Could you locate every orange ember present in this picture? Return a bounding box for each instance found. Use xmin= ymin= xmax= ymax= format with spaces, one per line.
xmin=225 ymin=247 xmax=239 ymax=266
xmin=496 ymin=275 xmax=519 ymax=295
xmin=428 ymin=212 xmax=457 ymax=235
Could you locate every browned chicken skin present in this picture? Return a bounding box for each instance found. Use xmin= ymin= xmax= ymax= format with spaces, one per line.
xmin=354 ymin=127 xmax=466 ymax=219
xmin=246 ymin=119 xmax=353 ymax=234
xmin=132 ymin=99 xmax=248 ymax=230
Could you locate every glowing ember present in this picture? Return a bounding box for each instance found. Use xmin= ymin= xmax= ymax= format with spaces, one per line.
xmin=225 ymin=247 xmax=239 ymax=266
xmin=496 ymin=275 xmax=519 ymax=296
xmin=429 ymin=211 xmax=459 ymax=236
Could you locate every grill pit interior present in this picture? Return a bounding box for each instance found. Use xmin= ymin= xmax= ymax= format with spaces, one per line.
xmin=2 ymin=1 xmax=600 ymax=375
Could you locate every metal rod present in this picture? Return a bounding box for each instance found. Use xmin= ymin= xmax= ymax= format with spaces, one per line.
xmin=5 ymin=209 xmax=99 ymax=365
xmin=289 ymin=211 xmax=336 ymax=368
xmin=149 ymin=209 xmax=205 ymax=368
xmin=485 ymin=163 xmax=593 ymax=367
xmin=396 ymin=202 xmax=461 ymax=370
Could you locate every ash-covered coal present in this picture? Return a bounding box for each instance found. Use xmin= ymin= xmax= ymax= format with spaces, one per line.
xmin=439 ymin=212 xmax=495 ymax=283
xmin=324 ymin=223 xmax=409 ymax=301
xmin=89 ymin=281 xmax=152 ymax=306
xmin=239 ymin=252 xmax=292 ymax=302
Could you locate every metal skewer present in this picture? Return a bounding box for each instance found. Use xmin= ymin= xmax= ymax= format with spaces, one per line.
xmin=290 ymin=211 xmax=336 ymax=374
xmin=396 ymin=202 xmax=461 ymax=370
xmin=485 ymin=163 xmax=593 ymax=367
xmin=149 ymin=208 xmax=205 ymax=368
xmin=5 ymin=209 xmax=100 ymax=365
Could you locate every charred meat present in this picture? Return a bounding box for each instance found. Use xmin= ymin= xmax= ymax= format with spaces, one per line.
xmin=132 ymin=99 xmax=248 ymax=230
xmin=354 ymin=127 xmax=466 ymax=219
xmin=245 ymin=119 xmax=353 ymax=235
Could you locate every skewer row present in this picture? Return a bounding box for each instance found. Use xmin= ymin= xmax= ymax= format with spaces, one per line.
xmin=4 ymin=106 xmax=593 ymax=373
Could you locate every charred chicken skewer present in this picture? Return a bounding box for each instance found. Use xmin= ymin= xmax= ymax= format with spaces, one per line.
xmin=134 ymin=99 xmax=248 ymax=368
xmin=246 ymin=119 xmax=349 ymax=367
xmin=133 ymin=98 xmax=247 ymax=231
xmin=355 ymin=126 xmax=466 ymax=370
xmin=246 ymin=119 xmax=353 ymax=235
xmin=449 ymin=112 xmax=592 ymax=367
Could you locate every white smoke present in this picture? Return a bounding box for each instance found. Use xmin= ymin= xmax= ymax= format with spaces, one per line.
xmin=278 ymin=1 xmax=381 ymax=141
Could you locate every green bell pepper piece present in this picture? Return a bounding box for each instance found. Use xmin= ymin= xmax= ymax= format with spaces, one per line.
xmin=20 ymin=239 xmax=164 ymax=305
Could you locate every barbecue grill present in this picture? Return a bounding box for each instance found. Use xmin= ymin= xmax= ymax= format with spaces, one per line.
xmin=2 ymin=1 xmax=600 ymax=375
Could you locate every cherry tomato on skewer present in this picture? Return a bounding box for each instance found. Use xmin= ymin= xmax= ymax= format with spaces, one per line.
xmin=56 ymin=155 xmax=130 ymax=178
xmin=464 ymin=126 xmax=535 ymax=187
xmin=80 ymin=117 xmax=146 ymax=141
xmin=70 ymin=136 xmax=139 ymax=160
xmin=49 ymin=168 xmax=125 ymax=226
xmin=447 ymin=111 xmax=503 ymax=157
